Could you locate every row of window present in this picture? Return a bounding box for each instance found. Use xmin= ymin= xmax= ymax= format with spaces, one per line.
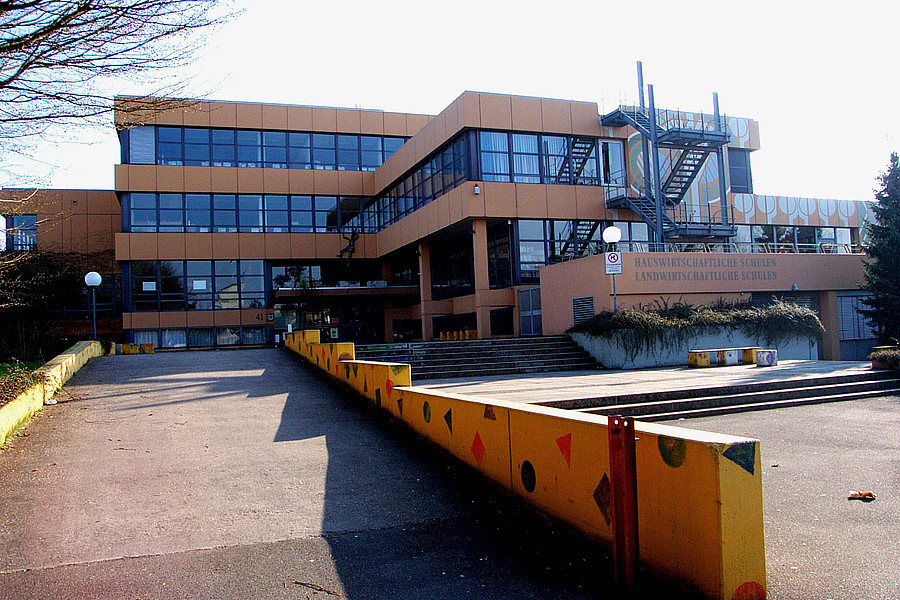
xmin=132 ymin=326 xmax=268 ymax=348
xmin=128 ymin=260 xmax=265 ymax=311
xmin=370 ymin=134 xmax=470 ymax=229
xmin=124 ymin=193 xmax=368 ymax=233
xmin=479 ymin=131 xmax=626 ymax=186
xmin=125 ymin=126 xmax=407 ymax=171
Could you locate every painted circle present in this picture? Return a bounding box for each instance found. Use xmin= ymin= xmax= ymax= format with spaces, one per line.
xmin=520 ymin=460 xmax=536 ymax=493
xmin=658 ymin=436 xmax=687 ymax=468
xmin=731 ymin=581 xmax=765 ymax=600
xmin=423 ymin=401 xmax=431 ymax=423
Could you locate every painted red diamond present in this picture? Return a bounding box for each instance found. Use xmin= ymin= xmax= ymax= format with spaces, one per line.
xmin=471 ymin=432 xmax=486 ymax=466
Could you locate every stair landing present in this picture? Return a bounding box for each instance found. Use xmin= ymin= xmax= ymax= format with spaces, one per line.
xmin=411 ymin=360 xmax=900 ymax=420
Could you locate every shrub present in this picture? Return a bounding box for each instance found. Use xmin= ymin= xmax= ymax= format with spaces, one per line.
xmin=869 ymin=349 xmax=900 ymax=370
xmin=568 ymin=299 xmax=824 ymax=360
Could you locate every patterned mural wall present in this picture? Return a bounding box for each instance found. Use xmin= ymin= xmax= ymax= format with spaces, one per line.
xmin=284 ymin=331 xmax=767 ymax=600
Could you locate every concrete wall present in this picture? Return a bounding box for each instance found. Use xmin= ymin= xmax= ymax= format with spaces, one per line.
xmin=0 ymin=341 xmax=104 ymax=446
xmin=571 ymin=329 xmax=818 ymax=369
xmin=285 ymin=331 xmax=766 ymax=600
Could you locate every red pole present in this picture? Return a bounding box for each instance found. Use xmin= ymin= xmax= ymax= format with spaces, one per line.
xmin=609 ymin=415 xmax=639 ymax=592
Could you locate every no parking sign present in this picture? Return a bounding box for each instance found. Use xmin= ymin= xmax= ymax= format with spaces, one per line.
xmin=605 ymin=251 xmax=622 ymax=275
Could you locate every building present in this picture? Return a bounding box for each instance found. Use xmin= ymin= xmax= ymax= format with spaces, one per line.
xmin=0 ymin=88 xmax=878 ymax=360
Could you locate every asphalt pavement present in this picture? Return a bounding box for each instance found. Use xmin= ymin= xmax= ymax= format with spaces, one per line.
xmin=1 ymin=349 xmax=897 ymax=599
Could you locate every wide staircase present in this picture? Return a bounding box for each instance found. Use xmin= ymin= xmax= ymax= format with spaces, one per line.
xmin=354 ymin=335 xmax=600 ymax=381
xmin=534 ymin=369 xmax=900 ymax=421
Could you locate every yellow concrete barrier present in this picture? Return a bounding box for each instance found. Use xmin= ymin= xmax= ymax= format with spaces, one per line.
xmin=0 ymin=341 xmax=104 ymax=446
xmin=285 ymin=330 xmax=766 ymax=600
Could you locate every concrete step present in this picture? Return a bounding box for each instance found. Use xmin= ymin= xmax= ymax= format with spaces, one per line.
xmin=536 ymin=370 xmax=900 ymax=410
xmin=573 ymin=377 xmax=900 ymax=420
xmin=356 ymin=335 xmax=600 ymax=380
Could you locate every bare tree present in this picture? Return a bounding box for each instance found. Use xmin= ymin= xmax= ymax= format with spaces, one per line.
xmin=0 ymin=0 xmax=224 ymax=141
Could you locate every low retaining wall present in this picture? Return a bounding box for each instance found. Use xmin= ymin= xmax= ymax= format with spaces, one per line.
xmin=286 ymin=330 xmax=766 ymax=600
xmin=571 ymin=329 xmax=818 ymax=369
xmin=0 ymin=341 xmax=104 ymax=446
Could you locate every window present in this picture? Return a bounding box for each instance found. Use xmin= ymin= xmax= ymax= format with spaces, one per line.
xmin=213 ymin=194 xmax=238 ymax=232
xmin=728 ymin=148 xmax=753 ymax=193
xmin=129 ymin=126 xmax=155 ymax=165
xmin=185 ymin=194 xmax=211 ymax=232
xmin=263 ymin=131 xmax=287 ymax=168
xmin=511 ymin=134 xmax=540 ymax=183
xmin=184 ymin=128 xmax=210 ymax=166
xmin=157 ymin=126 xmax=183 ymax=165
xmin=212 ymin=129 xmax=236 ymax=167
xmin=3 ymin=214 xmax=37 ymax=251
xmin=237 ymin=130 xmax=262 ymax=167
xmin=312 ymin=133 xmax=336 ymax=169
xmin=480 ymin=131 xmax=510 ymax=182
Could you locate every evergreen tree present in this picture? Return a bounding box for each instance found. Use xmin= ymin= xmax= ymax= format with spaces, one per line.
xmin=861 ymin=153 xmax=900 ymax=343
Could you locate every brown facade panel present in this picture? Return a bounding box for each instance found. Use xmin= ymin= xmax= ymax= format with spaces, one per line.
xmin=211 ymin=233 xmax=239 ymax=258
xmin=288 ymin=169 xmax=316 ymax=195
xmin=213 ymin=310 xmax=241 ymax=327
xmin=286 ymin=105 xmax=313 ymax=131
xmin=479 ymin=94 xmax=513 ymax=130
xmin=235 ymin=102 xmax=263 ymax=129
xmin=571 ymin=101 xmax=603 ymax=137
xmin=126 ymin=233 xmax=159 ymax=260
xmin=156 ymin=233 xmax=186 ymax=260
xmin=311 ymin=107 xmax=338 ymax=132
xmin=156 ymin=165 xmax=185 ymax=190
xmin=208 ymin=102 xmax=238 ymax=128
xmin=158 ymin=311 xmax=188 ymax=328
xmin=236 ymin=168 xmax=264 ymax=192
xmin=263 ymin=168 xmax=290 ymax=194
xmin=182 ymin=104 xmax=211 ymax=127
xmin=575 ymin=186 xmax=606 ymax=221
xmin=541 ymin=98 xmax=573 ymax=134
xmin=183 ymin=233 xmax=213 ymax=259
xmin=130 ymin=312 xmax=161 ymax=329
xmin=264 ymin=234 xmax=291 ymax=259
xmin=186 ymin=311 xmax=215 ymax=327
xmin=314 ymin=234 xmax=343 ymax=259
xmin=358 ymin=110 xmax=384 ymax=135
xmin=335 ymin=108 xmax=361 ymax=133
xmin=290 ymin=234 xmax=317 ymax=258
xmin=459 ymin=92 xmax=481 ymax=129
xmin=184 ymin=166 xmax=212 ymax=193
xmin=383 ymin=112 xmax=407 ymax=136
xmin=238 ymin=234 xmax=266 ymax=259
xmin=406 ymin=113 xmax=432 ymax=136
xmin=313 ymin=170 xmax=340 ymax=195
xmin=240 ymin=309 xmax=270 ymax=326
xmin=511 ymin=95 xmax=543 ymax=131
xmin=546 ymin=186 xmax=578 ymax=219
xmin=211 ymin=167 xmax=239 ymax=193
xmin=261 ymin=103 xmax=288 ymax=130
xmin=513 ymin=184 xmax=547 ymax=219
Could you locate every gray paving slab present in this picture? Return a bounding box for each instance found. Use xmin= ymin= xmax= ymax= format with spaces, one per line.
xmin=1 ymin=349 xmax=667 ymax=600
xmin=661 ymin=397 xmax=900 ymax=600
xmin=412 ymin=360 xmax=876 ymax=404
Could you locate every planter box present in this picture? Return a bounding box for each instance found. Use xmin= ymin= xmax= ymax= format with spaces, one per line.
xmin=571 ymin=328 xmax=818 ymax=370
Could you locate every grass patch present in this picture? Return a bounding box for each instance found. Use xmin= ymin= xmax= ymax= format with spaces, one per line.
xmin=0 ymin=362 xmax=48 ymax=409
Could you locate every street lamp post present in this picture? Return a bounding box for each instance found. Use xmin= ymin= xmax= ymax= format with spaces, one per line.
xmin=602 ymin=226 xmax=623 ymax=313
xmin=84 ymin=271 xmax=102 ymax=340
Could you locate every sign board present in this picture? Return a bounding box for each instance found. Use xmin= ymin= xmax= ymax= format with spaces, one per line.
xmin=605 ymin=251 xmax=623 ymax=275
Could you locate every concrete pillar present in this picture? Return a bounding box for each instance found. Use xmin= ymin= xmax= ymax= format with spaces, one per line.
xmin=818 ymin=290 xmax=842 ymax=360
xmin=418 ymin=241 xmax=433 ymax=341
xmin=472 ymin=218 xmax=490 ymax=338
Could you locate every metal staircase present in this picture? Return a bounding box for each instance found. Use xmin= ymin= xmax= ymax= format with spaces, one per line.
xmin=555 ymin=137 xmax=597 ymax=184
xmin=600 ymin=66 xmax=736 ymax=244
xmin=557 ymin=219 xmax=601 ymax=259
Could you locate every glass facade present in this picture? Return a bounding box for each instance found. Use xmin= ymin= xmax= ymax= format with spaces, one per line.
xmin=125 ymin=125 xmax=406 ymax=171
xmin=127 ymin=260 xmax=266 ymax=311
xmin=123 ymin=193 xmax=371 ymax=233
xmin=478 ymin=131 xmax=625 ymax=186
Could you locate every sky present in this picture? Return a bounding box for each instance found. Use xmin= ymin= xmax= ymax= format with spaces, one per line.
xmin=8 ymin=0 xmax=900 ymax=202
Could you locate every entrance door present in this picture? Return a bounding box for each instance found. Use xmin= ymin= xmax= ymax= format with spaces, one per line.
xmin=518 ymin=287 xmax=542 ymax=336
